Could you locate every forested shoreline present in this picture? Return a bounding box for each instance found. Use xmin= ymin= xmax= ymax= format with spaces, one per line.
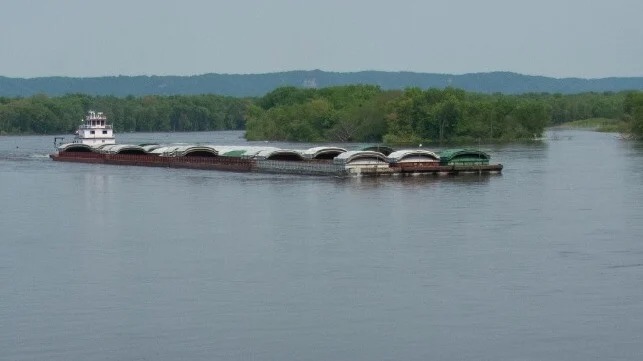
xmin=1 ymin=86 xmax=642 ymax=142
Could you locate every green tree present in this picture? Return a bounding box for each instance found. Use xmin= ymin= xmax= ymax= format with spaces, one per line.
xmin=624 ymin=91 xmax=643 ymax=138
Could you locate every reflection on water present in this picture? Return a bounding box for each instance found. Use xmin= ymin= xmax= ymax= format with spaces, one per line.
xmin=81 ymin=171 xmax=113 ymax=214
xmin=337 ymin=172 xmax=496 ymax=189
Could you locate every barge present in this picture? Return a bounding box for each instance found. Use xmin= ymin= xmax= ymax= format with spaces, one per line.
xmin=51 ymin=111 xmax=503 ymax=177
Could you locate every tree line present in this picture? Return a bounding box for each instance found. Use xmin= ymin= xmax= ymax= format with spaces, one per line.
xmin=0 ymin=93 xmax=248 ymax=135
xmin=3 ymin=71 xmax=643 ymax=98
xmin=623 ymin=91 xmax=643 ymax=138
xmin=246 ymin=86 xmax=634 ymax=143
xmin=0 ymin=87 xmax=641 ymax=142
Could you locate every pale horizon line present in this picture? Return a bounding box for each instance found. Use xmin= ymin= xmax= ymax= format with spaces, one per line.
xmin=2 ymin=69 xmax=643 ymax=81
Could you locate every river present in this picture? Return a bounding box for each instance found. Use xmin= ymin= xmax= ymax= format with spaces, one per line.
xmin=1 ymin=129 xmax=642 ymax=361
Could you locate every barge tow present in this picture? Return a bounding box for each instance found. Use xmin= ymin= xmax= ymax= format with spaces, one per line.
xmin=51 ymin=111 xmax=503 ymax=177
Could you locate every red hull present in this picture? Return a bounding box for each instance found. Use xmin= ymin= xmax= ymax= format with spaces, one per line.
xmin=50 ymin=152 xmax=253 ymax=172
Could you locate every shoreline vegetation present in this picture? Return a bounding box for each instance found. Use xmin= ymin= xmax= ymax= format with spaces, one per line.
xmin=0 ymin=86 xmax=642 ymax=142
xmin=554 ymin=118 xmax=627 ymax=133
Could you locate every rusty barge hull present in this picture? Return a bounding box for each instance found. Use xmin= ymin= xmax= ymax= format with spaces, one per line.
xmin=357 ymin=164 xmax=503 ymax=176
xmin=50 ymin=152 xmax=253 ymax=172
xmin=50 ymin=152 xmax=502 ymax=176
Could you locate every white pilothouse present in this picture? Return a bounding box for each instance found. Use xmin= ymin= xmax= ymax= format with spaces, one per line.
xmin=75 ymin=111 xmax=115 ymax=146
xmin=55 ymin=111 xmax=115 ymax=148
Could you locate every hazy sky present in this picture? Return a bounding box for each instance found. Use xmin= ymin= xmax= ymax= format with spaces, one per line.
xmin=2 ymin=0 xmax=642 ymax=78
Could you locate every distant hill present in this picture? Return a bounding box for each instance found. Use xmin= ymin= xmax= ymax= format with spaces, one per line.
xmin=1 ymin=70 xmax=642 ymax=97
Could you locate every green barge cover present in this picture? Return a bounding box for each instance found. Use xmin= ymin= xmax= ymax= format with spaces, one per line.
xmin=359 ymin=145 xmax=395 ymax=156
xmin=221 ymin=150 xmax=247 ymax=158
xmin=439 ymin=149 xmax=490 ymax=165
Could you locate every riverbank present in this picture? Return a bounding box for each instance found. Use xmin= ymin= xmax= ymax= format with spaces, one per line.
xmin=554 ymin=118 xmax=625 ymax=132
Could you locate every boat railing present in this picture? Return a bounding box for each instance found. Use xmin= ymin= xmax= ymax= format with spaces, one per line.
xmin=78 ymin=124 xmax=113 ymax=129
